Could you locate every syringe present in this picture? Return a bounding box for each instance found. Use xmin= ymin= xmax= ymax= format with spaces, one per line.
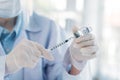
xmin=50 ymin=36 xmax=74 ymax=51
xmin=49 ymin=27 xmax=92 ymax=51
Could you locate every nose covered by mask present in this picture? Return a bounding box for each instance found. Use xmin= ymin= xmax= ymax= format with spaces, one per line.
xmin=0 ymin=0 xmax=21 ymax=18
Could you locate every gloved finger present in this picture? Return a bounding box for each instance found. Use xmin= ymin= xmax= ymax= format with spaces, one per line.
xmin=75 ymin=33 xmax=95 ymax=43
xmin=28 ymin=63 xmax=37 ymax=69
xmin=22 ymin=52 xmax=36 ymax=68
xmin=21 ymin=39 xmax=54 ymax=61
xmin=21 ymin=40 xmax=43 ymax=58
xmin=20 ymin=39 xmax=37 ymax=48
xmin=30 ymin=42 xmax=43 ymax=58
xmin=74 ymin=40 xmax=96 ymax=48
xmin=24 ymin=44 xmax=41 ymax=66
xmin=41 ymin=49 xmax=54 ymax=61
xmin=71 ymin=49 xmax=96 ymax=61
xmin=17 ymin=39 xmax=36 ymax=51
xmin=35 ymin=43 xmax=54 ymax=61
xmin=28 ymin=54 xmax=38 ymax=68
xmin=19 ymin=39 xmax=30 ymax=46
xmin=77 ymin=53 xmax=96 ymax=61
xmin=30 ymin=50 xmax=40 ymax=64
xmin=80 ymin=46 xmax=98 ymax=56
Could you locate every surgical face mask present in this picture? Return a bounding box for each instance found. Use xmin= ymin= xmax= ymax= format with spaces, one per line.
xmin=0 ymin=0 xmax=21 ymax=18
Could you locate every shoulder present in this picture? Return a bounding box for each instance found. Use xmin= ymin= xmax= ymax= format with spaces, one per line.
xmin=32 ymin=12 xmax=49 ymax=21
xmin=27 ymin=12 xmax=58 ymax=32
xmin=27 ymin=12 xmax=57 ymax=32
xmin=31 ymin=12 xmax=56 ymax=27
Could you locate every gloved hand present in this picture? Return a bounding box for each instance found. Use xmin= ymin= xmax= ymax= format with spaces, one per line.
xmin=6 ymin=39 xmax=54 ymax=74
xmin=69 ymin=27 xmax=98 ymax=70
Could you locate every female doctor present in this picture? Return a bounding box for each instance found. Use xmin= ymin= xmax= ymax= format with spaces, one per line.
xmin=0 ymin=0 xmax=98 ymax=80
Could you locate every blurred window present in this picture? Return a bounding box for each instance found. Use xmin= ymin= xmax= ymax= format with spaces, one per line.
xmin=33 ymin=0 xmax=84 ymax=32
xmin=100 ymin=0 xmax=120 ymax=79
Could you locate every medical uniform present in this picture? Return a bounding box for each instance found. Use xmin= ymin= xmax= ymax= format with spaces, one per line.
xmin=0 ymin=56 xmax=5 ymax=80
xmin=0 ymin=12 xmax=88 ymax=80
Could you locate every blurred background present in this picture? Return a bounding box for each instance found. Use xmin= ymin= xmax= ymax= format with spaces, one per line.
xmin=32 ymin=0 xmax=120 ymax=80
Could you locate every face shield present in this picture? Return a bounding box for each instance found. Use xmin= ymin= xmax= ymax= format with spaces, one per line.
xmin=0 ymin=0 xmax=22 ymax=18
